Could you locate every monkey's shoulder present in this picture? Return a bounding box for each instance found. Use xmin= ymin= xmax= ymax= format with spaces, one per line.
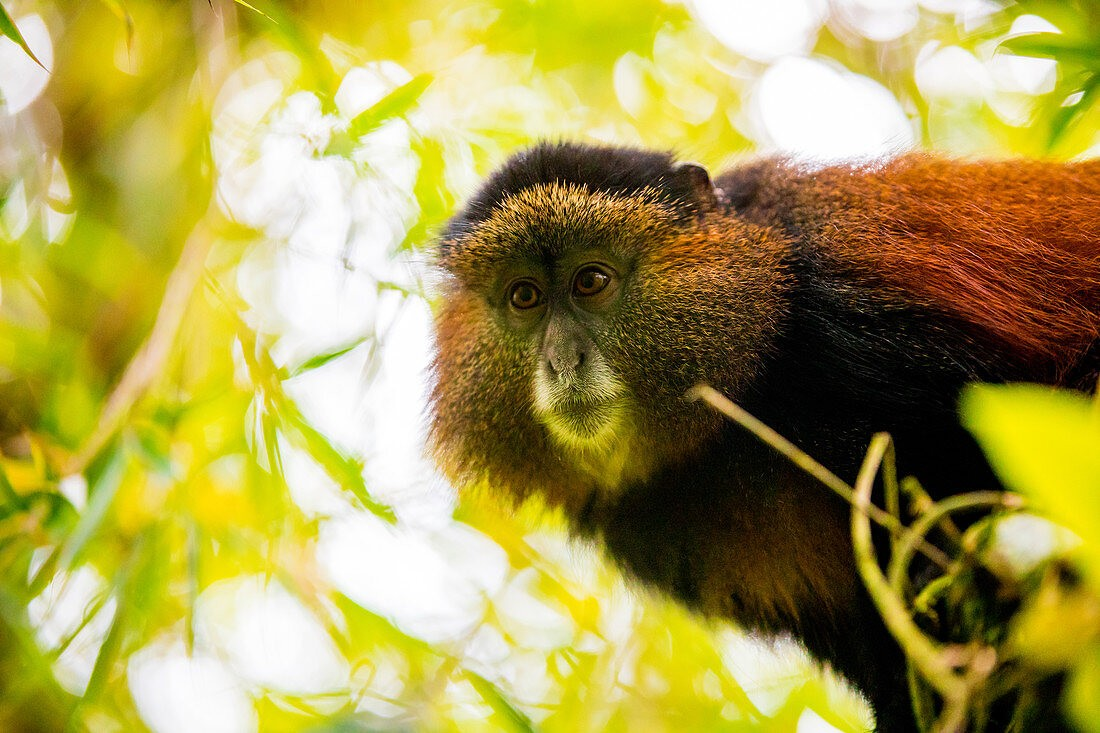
xmin=717 ymin=153 xmax=1100 ymax=223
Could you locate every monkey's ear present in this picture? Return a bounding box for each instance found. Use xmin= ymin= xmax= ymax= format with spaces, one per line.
xmin=672 ymin=161 xmax=719 ymax=213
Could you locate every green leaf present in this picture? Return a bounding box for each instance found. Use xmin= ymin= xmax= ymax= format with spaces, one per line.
xmin=961 ymin=384 xmax=1100 ymax=581
xmin=287 ymin=335 xmax=373 ymax=377
xmin=1067 ymin=642 xmax=1100 ymax=733
xmin=466 ymin=670 xmax=536 ymax=733
xmin=96 ymin=0 xmax=134 ymax=53
xmin=325 ymin=74 xmax=433 ymax=156
xmin=0 ymin=462 xmax=22 ymax=509
xmin=999 ymin=33 xmax=1100 ymax=66
xmin=58 ymin=447 xmax=127 ymax=569
xmin=399 ymin=136 xmax=455 ymax=251
xmin=1045 ymin=74 xmax=1100 ymax=152
xmin=0 ymin=2 xmax=46 ymax=70
xmin=280 ymin=401 xmax=396 ymax=523
xmin=347 ymin=73 xmax=432 ymax=137
xmin=232 ymin=0 xmax=275 ymax=23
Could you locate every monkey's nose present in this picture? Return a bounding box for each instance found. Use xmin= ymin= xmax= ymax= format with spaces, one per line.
xmin=547 ymin=348 xmax=586 ymax=378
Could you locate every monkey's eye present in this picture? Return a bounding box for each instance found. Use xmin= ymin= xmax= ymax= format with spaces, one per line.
xmin=508 ymin=280 xmax=543 ymax=310
xmin=572 ymin=266 xmax=612 ymax=298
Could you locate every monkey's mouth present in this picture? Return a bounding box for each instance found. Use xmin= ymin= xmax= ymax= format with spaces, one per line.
xmin=539 ymin=397 xmax=626 ymax=445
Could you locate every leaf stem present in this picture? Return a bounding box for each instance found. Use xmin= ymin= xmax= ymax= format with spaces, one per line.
xmin=687 ymin=384 xmax=950 ymax=569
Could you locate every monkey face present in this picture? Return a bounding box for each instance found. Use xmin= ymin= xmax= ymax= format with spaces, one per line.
xmin=506 ymin=256 xmax=630 ymax=447
xmin=431 ymin=185 xmax=663 ymax=494
xmin=430 ymin=179 xmax=788 ymax=506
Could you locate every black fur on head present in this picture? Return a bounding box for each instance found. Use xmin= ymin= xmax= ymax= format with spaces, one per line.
xmin=440 ymin=141 xmax=711 ymax=257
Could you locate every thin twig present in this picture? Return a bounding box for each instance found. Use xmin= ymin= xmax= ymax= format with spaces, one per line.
xmin=850 ymin=434 xmax=968 ymax=705
xmin=903 ymin=476 xmax=964 ymax=545
xmin=887 ymin=492 xmax=1023 ymax=599
xmin=883 ymin=438 xmax=900 ymax=525
xmin=64 ymin=224 xmax=213 ymax=475
xmin=687 ymin=384 xmax=951 ymax=569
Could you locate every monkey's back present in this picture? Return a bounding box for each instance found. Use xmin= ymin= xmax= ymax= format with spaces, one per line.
xmin=725 ymin=155 xmax=1100 ymax=389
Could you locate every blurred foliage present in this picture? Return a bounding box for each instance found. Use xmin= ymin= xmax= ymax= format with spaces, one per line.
xmin=0 ymin=0 xmax=1098 ymax=732
xmin=999 ymin=0 xmax=1100 ymax=150
xmin=962 ymin=385 xmax=1100 ymax=733
xmin=0 ymin=0 xmax=44 ymax=67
